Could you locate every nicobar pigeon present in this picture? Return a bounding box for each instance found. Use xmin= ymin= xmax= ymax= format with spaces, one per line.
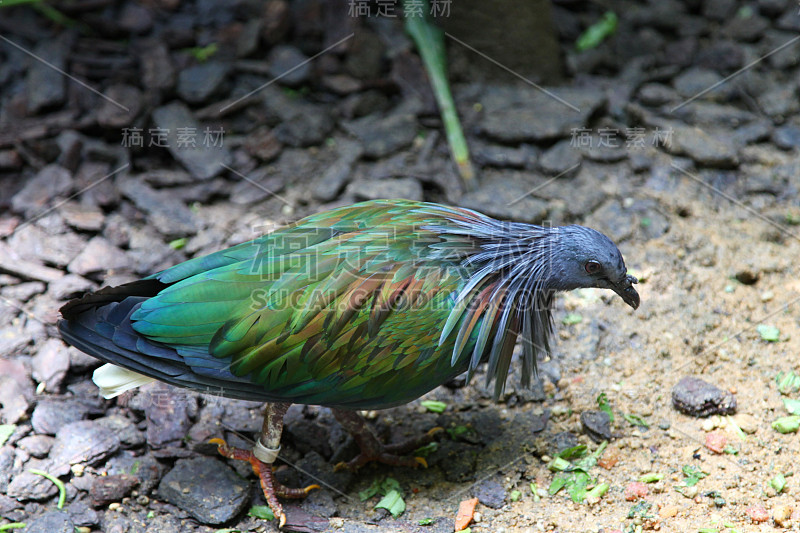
xmin=59 ymin=199 xmax=639 ymax=526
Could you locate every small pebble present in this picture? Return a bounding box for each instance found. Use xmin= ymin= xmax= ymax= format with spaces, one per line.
xmin=624 ymin=482 xmax=649 ymax=501
xmin=672 ymin=377 xmax=737 ymax=417
xmin=746 ymin=505 xmax=769 ymax=523
xmin=659 ymin=505 xmax=679 ymax=518
xmin=733 ymin=414 xmax=759 ymax=434
xmin=773 ymin=505 xmax=793 ymax=528
xmin=702 ymin=416 xmax=719 ymax=432
xmin=704 ymin=432 xmax=727 ymax=454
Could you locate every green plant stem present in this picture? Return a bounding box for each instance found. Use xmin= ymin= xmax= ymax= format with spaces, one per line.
xmin=29 ymin=469 xmax=66 ymax=509
xmin=405 ymin=4 xmax=476 ymax=191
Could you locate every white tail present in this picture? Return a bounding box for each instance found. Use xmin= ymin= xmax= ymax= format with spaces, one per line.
xmin=92 ymin=363 xmax=154 ymax=398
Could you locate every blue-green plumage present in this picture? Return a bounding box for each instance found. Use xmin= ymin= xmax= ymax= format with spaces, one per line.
xmin=59 ymin=199 xmax=639 ymax=409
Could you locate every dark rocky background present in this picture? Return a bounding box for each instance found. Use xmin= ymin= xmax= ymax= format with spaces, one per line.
xmin=1 ymin=0 xmax=800 ymax=531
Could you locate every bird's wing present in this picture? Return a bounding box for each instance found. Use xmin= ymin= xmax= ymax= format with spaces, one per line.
xmin=128 ymin=200 xmax=505 ymax=407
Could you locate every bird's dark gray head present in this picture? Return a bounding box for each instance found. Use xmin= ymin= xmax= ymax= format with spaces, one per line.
xmin=431 ymin=206 xmax=640 ymax=398
xmin=546 ymin=225 xmax=639 ymax=309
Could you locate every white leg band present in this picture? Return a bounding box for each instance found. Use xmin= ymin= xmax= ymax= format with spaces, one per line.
xmin=253 ymin=439 xmax=281 ymax=464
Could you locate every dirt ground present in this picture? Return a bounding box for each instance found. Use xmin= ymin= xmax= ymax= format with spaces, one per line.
xmin=1 ymin=0 xmax=800 ymax=532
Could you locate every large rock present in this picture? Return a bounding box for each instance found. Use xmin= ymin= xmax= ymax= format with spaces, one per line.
xmin=49 ymin=420 xmax=122 ymax=475
xmin=342 ymin=112 xmax=417 ymax=158
xmin=22 ymin=510 xmax=74 ymax=533
xmin=158 ymin=457 xmax=250 ymax=525
xmin=459 ymin=173 xmax=548 ymax=223
xmin=440 ymin=0 xmax=562 ymax=81
xmin=479 ymin=86 xmax=605 ymax=143
xmin=26 ymin=35 xmax=71 ymax=113
xmin=118 ymin=178 xmax=202 ymax=238
xmin=176 ymin=61 xmax=232 ymax=104
xmin=67 ymin=237 xmax=130 ymax=275
xmin=667 ymin=125 xmax=739 ymax=168
xmin=347 ymin=177 xmax=424 ymax=202
xmin=151 ymin=102 xmax=232 ymax=179
xmin=10 ymin=165 xmax=72 ymax=216
xmin=30 ymin=338 xmax=70 ymax=391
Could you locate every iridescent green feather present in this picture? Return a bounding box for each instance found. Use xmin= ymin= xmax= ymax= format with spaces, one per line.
xmin=129 ymin=200 xmax=515 ymax=408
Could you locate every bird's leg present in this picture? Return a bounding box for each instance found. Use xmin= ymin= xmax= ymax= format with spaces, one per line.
xmin=210 ymin=402 xmax=319 ymax=528
xmin=332 ymin=408 xmax=442 ymax=471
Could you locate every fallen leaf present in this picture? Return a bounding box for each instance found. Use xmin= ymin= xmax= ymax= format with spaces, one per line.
xmin=454 ymin=497 xmax=478 ymax=531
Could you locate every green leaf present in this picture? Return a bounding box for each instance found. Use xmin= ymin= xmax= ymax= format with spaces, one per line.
xmin=723 ymin=445 xmax=739 ymax=455
xmin=418 ymin=518 xmax=434 ymax=526
xmin=777 ymin=371 xmax=800 ymax=394
xmin=596 ymin=393 xmax=614 ymax=423
xmin=562 ymin=313 xmax=583 ymax=325
xmin=447 ymin=425 xmax=471 ymax=440
xmin=770 ymin=473 xmax=787 ymax=493
xmin=623 ymin=413 xmax=650 ymax=428
xmin=757 ymin=324 xmax=780 ymax=342
xmin=576 ymin=12 xmax=618 ymax=51
xmin=682 ymin=465 xmax=708 ymax=487
xmin=0 ymin=424 xmax=16 ymax=447
xmin=509 ymin=489 xmax=521 ymax=502
xmin=556 ymin=444 xmax=588 ymax=460
xmin=585 ymin=482 xmax=609 ymax=500
xmin=639 ymin=473 xmax=664 ymax=483
xmin=547 ymin=442 xmax=607 ymax=504
xmin=772 ymin=415 xmax=800 ymax=433
xmin=248 ymin=505 xmax=275 ymax=520
xmin=0 ymin=524 xmax=26 ymax=531
xmin=548 ymin=457 xmax=572 ymax=472
xmin=414 ymin=441 xmax=438 ymax=457
xmin=169 ymin=237 xmax=187 ymax=250
xmin=548 ymin=473 xmax=569 ymax=495
xmin=185 ymin=43 xmax=218 ymax=62
xmin=566 ymin=471 xmax=591 ymax=503
xmin=420 ymin=400 xmax=447 ymax=413
xmin=359 ymin=479 xmax=382 ymax=501
xmin=375 ymin=489 xmax=406 ymax=518
xmin=360 ymin=477 xmax=402 ymax=501
xmin=381 ymin=477 xmax=402 ymax=495
xmin=530 ymin=482 xmax=541 ymax=502
xmin=784 ymin=398 xmax=800 ymax=415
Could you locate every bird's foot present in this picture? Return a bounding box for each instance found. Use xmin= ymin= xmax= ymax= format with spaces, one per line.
xmin=332 ymin=409 xmax=443 ymax=471
xmin=209 ymin=438 xmax=319 ymax=528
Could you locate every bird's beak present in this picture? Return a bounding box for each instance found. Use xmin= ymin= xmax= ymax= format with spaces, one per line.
xmin=612 ymin=274 xmax=640 ymax=310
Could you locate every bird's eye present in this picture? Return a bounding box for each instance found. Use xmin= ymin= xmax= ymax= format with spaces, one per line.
xmin=585 ymin=260 xmax=601 ymax=274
